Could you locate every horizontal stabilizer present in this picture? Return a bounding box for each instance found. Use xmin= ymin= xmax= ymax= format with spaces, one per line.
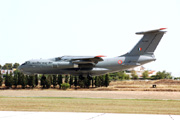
xmin=136 ymin=28 xmax=166 ymax=35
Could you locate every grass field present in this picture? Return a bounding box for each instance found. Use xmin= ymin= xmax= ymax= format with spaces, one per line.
xmin=0 ymin=80 xmax=180 ymax=115
xmin=0 ymin=96 xmax=180 ymax=115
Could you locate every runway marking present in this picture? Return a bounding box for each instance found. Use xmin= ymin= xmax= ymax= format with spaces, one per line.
xmin=0 ymin=112 xmax=180 ymax=120
xmin=169 ymin=115 xmax=174 ymax=120
xmin=86 ymin=113 xmax=105 ymax=120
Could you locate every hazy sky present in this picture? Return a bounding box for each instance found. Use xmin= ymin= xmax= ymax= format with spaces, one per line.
xmin=0 ymin=0 xmax=180 ymax=76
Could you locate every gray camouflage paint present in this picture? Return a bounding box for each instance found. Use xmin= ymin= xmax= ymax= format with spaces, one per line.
xmin=18 ymin=28 xmax=166 ymax=76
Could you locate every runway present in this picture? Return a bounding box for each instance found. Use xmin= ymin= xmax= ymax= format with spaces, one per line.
xmin=0 ymin=111 xmax=179 ymax=120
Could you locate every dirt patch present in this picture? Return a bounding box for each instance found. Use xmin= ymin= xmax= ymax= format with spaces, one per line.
xmin=103 ymin=80 xmax=180 ymax=92
xmin=110 ymin=79 xmax=180 ymax=85
xmin=0 ymin=90 xmax=180 ymax=100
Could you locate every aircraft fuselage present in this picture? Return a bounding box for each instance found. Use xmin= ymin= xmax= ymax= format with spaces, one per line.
xmin=18 ymin=55 xmax=155 ymax=76
xmin=18 ymin=28 xmax=166 ymax=77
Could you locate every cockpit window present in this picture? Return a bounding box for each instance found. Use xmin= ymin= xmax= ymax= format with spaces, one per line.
xmin=22 ymin=62 xmax=27 ymax=65
xmin=55 ymin=57 xmax=61 ymax=61
xmin=21 ymin=61 xmax=30 ymax=65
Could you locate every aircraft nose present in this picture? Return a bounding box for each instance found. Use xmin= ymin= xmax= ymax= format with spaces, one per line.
xmin=18 ymin=65 xmax=23 ymax=72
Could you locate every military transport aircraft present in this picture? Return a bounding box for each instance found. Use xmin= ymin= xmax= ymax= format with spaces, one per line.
xmin=18 ymin=28 xmax=166 ymax=80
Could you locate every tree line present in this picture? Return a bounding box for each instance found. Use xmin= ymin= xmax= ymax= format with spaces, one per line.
xmin=0 ymin=63 xmax=173 ymax=89
xmin=0 ymin=63 xmax=19 ymax=70
xmin=0 ymin=70 xmax=110 ymax=89
xmin=0 ymin=69 xmax=173 ymax=90
xmin=109 ymin=70 xmax=172 ymax=80
xmin=150 ymin=70 xmax=172 ymax=80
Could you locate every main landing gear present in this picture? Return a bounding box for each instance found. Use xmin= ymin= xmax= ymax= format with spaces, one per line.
xmin=79 ymin=74 xmax=93 ymax=80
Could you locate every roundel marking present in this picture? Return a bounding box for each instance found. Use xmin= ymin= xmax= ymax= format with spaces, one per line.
xmin=118 ymin=60 xmax=123 ymax=64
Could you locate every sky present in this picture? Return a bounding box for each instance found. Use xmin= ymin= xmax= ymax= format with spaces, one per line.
xmin=0 ymin=0 xmax=180 ymax=76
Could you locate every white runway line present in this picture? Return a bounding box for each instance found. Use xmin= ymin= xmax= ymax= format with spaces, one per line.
xmin=0 ymin=111 xmax=180 ymax=120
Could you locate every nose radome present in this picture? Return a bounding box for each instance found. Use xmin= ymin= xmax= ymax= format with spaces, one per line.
xmin=17 ymin=66 xmax=23 ymax=72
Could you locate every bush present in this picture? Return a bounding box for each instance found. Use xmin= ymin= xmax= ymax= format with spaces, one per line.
xmin=61 ymin=83 xmax=70 ymax=90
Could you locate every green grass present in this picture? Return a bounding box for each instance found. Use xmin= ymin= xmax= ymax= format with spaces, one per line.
xmin=0 ymin=96 xmax=180 ymax=115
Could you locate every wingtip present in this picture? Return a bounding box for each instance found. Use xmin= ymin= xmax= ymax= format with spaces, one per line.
xmin=160 ymin=28 xmax=167 ymax=30
xmin=95 ymin=55 xmax=106 ymax=57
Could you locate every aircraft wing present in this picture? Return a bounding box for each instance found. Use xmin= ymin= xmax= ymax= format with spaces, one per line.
xmin=61 ymin=55 xmax=105 ymax=65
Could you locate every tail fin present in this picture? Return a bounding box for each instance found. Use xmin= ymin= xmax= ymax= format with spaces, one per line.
xmin=124 ymin=28 xmax=166 ymax=56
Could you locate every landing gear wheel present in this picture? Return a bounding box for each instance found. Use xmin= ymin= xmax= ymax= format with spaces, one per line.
xmin=79 ymin=75 xmax=84 ymax=80
xmin=87 ymin=74 xmax=93 ymax=80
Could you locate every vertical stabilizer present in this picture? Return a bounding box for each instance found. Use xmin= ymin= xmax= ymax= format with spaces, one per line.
xmin=124 ymin=28 xmax=166 ymax=56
